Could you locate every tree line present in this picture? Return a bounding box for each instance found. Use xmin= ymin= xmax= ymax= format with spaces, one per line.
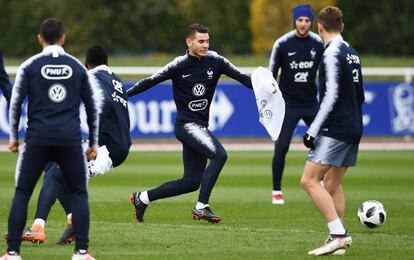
xmin=0 ymin=0 xmax=412 ymax=57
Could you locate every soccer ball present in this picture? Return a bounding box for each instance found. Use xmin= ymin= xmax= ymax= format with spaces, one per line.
xmin=357 ymin=200 xmax=387 ymax=228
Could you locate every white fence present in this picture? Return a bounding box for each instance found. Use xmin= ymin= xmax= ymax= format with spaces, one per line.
xmin=5 ymin=66 xmax=414 ymax=83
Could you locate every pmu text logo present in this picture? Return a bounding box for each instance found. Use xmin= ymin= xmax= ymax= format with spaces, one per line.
xmin=188 ymin=99 xmax=208 ymax=111
xmin=41 ymin=64 xmax=73 ymax=80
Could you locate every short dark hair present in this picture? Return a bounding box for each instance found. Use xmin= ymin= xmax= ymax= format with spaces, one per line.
xmin=318 ymin=6 xmax=343 ymax=33
xmin=39 ymin=18 xmax=64 ymax=44
xmin=85 ymin=44 xmax=108 ymax=67
xmin=185 ymin=23 xmax=209 ymax=39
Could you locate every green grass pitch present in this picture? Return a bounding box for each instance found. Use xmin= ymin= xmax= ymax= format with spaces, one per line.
xmin=1 ymin=150 xmax=413 ymax=259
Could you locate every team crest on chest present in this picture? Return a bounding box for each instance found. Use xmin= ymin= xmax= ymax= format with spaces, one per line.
xmin=207 ymin=68 xmax=213 ymax=79
xmin=192 ymin=83 xmax=205 ymax=97
xmin=310 ymin=48 xmax=316 ymax=60
xmin=48 ymin=83 xmax=67 ymax=103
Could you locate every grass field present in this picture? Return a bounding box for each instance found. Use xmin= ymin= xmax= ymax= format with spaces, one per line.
xmin=1 ymin=150 xmax=414 ymax=259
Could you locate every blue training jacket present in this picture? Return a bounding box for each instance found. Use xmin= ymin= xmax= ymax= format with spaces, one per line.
xmin=127 ymin=50 xmax=252 ymax=127
xmin=88 ymin=65 xmax=131 ymax=166
xmin=9 ymin=45 xmax=100 ymax=147
xmin=308 ymin=35 xmax=365 ymax=144
xmin=269 ymin=31 xmax=324 ymax=107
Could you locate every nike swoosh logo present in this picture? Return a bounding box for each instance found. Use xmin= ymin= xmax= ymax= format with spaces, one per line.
xmin=182 ymin=74 xmax=191 ymax=78
xmin=288 ymin=52 xmax=296 ymax=56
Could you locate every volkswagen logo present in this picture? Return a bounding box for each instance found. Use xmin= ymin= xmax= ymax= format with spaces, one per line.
xmin=192 ymin=83 xmax=205 ymax=97
xmin=48 ymin=84 xmax=67 ymax=103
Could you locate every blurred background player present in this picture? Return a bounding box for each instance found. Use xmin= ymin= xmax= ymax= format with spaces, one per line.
xmin=2 ymin=18 xmax=99 ymax=260
xmin=128 ymin=23 xmax=252 ymax=223
xmin=301 ymin=6 xmax=364 ymax=256
xmin=268 ymin=4 xmax=324 ymax=205
xmin=0 ymin=49 xmax=12 ymax=104
xmin=18 ymin=44 xmax=131 ymax=245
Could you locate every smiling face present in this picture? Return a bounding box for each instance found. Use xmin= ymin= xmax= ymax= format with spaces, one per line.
xmin=295 ymin=16 xmax=312 ymax=37
xmin=186 ymin=32 xmax=209 ymax=59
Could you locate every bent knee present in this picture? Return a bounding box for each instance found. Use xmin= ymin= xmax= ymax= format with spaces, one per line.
xmin=300 ymin=177 xmax=310 ymax=191
xmin=182 ymin=179 xmax=200 ymax=192
xmin=219 ymin=152 xmax=228 ymax=162
xmin=213 ymin=151 xmax=227 ymax=162
xmin=300 ymin=176 xmax=319 ymax=192
xmin=323 ymin=179 xmax=341 ymax=194
xmin=275 ymin=142 xmax=290 ymax=155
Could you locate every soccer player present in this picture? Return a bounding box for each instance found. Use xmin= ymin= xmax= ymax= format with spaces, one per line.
xmin=2 ymin=18 xmax=99 ymax=260
xmin=0 ymin=49 xmax=11 ymax=103
xmin=301 ymin=6 xmax=364 ymax=256
xmin=268 ymin=4 xmax=324 ymax=205
xmin=128 ymin=23 xmax=252 ymax=223
xmin=18 ymin=44 xmax=131 ymax=245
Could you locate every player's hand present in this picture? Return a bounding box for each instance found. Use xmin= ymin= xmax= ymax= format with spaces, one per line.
xmin=303 ymin=133 xmax=315 ymax=149
xmin=85 ymin=147 xmax=97 ymax=161
xmin=8 ymin=141 xmax=19 ymax=153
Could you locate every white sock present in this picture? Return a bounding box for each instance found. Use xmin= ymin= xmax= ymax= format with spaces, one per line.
xmin=139 ymin=191 xmax=150 ymax=204
xmin=195 ymin=202 xmax=209 ymax=210
xmin=7 ymin=251 xmax=18 ymax=256
xmin=77 ymin=249 xmax=87 ymax=255
xmin=327 ymin=218 xmax=346 ymax=235
xmin=272 ymin=190 xmax=283 ymax=196
xmin=33 ymin=218 xmax=45 ymax=227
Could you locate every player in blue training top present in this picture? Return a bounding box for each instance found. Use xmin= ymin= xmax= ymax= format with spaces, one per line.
xmin=2 ymin=18 xmax=99 ymax=260
xmin=0 ymin=49 xmax=11 ymax=103
xmin=14 ymin=44 xmax=131 ymax=246
xmin=300 ymin=6 xmax=364 ymax=256
xmin=128 ymin=23 xmax=252 ymax=223
xmin=268 ymin=4 xmax=324 ymax=205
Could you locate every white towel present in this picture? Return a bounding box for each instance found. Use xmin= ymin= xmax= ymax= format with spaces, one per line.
xmin=251 ymin=67 xmax=285 ymax=141
xmin=88 ymin=145 xmax=113 ymax=177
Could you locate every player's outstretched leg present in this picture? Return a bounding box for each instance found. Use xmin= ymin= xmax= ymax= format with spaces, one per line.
xmin=130 ymin=192 xmax=148 ymax=222
xmin=191 ymin=207 xmax=221 ymax=223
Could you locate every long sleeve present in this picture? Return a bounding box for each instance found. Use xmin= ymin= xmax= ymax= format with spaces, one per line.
xmin=268 ymin=40 xmax=282 ymax=80
xmin=9 ymin=65 xmax=29 ymax=142
xmin=0 ymin=50 xmax=11 ymax=102
xmin=221 ymin=56 xmax=252 ymax=89
xmin=81 ymin=71 xmax=102 ymax=147
xmin=308 ymin=50 xmax=341 ymax=137
xmin=127 ymin=62 xmax=174 ymax=97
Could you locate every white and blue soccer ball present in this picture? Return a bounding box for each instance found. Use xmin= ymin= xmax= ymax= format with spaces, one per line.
xmin=357 ymin=200 xmax=387 ymax=228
